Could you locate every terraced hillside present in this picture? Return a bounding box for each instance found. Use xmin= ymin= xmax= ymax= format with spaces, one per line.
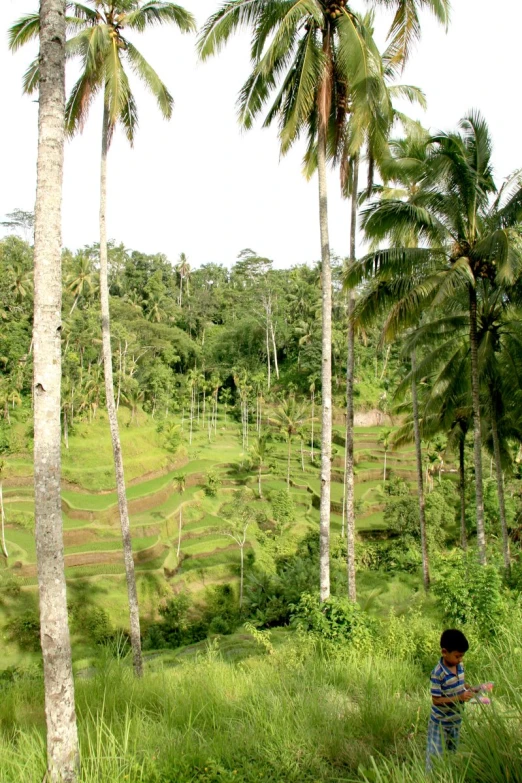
xmin=1 ymin=406 xmax=454 ymax=656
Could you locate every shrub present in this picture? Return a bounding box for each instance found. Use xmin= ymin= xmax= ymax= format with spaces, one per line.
xmin=432 ymin=553 xmax=505 ymax=633
xmin=291 ymin=592 xmax=376 ymax=647
xmin=204 ymin=470 xmax=221 ymax=497
xmin=5 ymin=609 xmax=40 ymax=652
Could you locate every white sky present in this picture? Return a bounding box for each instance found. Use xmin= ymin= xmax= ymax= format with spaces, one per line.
xmin=1 ymin=0 xmax=521 ymax=269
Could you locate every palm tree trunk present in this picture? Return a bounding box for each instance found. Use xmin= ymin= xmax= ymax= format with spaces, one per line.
xmin=345 ymin=154 xmax=358 ymax=603
xmin=459 ymin=434 xmax=467 ymax=551
xmin=266 ymin=322 xmax=271 ymax=390
xmin=383 ymin=450 xmax=387 ymax=482
xmin=317 ymin=40 xmax=332 ymax=602
xmin=33 ymin=3 xmax=79 ymax=777
xmin=490 ymin=401 xmax=510 ymax=570
xmin=239 ymin=543 xmax=244 ymax=610
xmin=469 ymin=284 xmax=487 ymax=565
xmin=99 ymin=102 xmax=142 ymax=677
xmin=0 ymin=480 xmax=8 ymax=559
xmin=270 ymin=322 xmax=279 ymax=379
xmin=411 ymin=351 xmax=430 ymax=590
xmin=177 ymin=504 xmax=182 ymax=558
xmin=310 ymin=392 xmax=314 ymax=462
xmin=287 ymin=436 xmax=291 ymax=489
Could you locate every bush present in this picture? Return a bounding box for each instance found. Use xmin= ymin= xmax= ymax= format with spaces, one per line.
xmin=432 ymin=553 xmax=505 ymax=633
xmin=269 ymin=489 xmax=295 ymax=530
xmin=5 ymin=609 xmax=40 ymax=652
xmin=69 ymin=603 xmax=113 ymax=645
xmin=204 ymin=470 xmax=221 ymax=497
xmin=291 ymin=592 xmax=376 ymax=647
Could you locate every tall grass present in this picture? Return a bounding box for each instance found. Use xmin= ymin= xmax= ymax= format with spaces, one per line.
xmin=1 ymin=624 xmax=522 ymax=782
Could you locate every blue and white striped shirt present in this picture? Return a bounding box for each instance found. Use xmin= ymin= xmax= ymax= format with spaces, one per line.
xmin=430 ymin=658 xmax=465 ymax=725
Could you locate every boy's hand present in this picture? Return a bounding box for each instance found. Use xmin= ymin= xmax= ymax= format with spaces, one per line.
xmin=459 ymin=690 xmax=474 ymax=702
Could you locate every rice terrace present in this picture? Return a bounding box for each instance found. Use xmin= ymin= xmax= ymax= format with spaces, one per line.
xmin=1 ymin=0 xmax=522 ymax=782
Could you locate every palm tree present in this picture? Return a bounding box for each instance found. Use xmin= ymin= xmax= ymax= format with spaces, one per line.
xmin=348 ymin=113 xmax=522 ymax=566
xmin=66 ymin=253 xmax=95 ymax=313
xmin=176 ymin=252 xmax=191 ymax=306
xmin=174 ymin=472 xmax=186 ymax=559
xmin=0 ymin=461 xmax=8 ymax=559
xmin=249 ymin=432 xmax=272 ymax=498
xmin=199 ymin=0 xmax=448 ymax=601
xmin=270 ymin=397 xmax=309 ymax=490
xmin=379 ymin=427 xmax=392 ymax=482
xmin=11 ymin=0 xmax=196 ymax=678
xmin=219 ymin=387 xmax=233 ymax=425
xmin=30 ymin=2 xmax=79 ymax=777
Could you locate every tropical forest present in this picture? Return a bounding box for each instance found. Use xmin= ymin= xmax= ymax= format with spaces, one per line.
xmin=1 ymin=1 xmax=522 ymax=781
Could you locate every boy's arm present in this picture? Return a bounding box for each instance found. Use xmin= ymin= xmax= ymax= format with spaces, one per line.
xmin=431 ymin=670 xmax=474 ymax=705
xmin=432 ymin=692 xmax=474 ymax=705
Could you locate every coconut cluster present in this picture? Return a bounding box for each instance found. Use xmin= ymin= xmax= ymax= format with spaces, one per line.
xmin=326 ymin=1 xmax=346 ymax=20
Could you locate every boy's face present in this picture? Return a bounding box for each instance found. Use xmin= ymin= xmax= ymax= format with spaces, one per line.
xmin=442 ymin=649 xmax=465 ymax=666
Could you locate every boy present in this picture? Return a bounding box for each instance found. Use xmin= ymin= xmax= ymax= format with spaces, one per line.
xmin=426 ymin=629 xmax=475 ymax=770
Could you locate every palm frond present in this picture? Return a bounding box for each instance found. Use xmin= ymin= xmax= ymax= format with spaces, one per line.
xmin=125 ymin=2 xmax=196 ymax=33
xmin=125 ymin=41 xmax=173 ymax=119
xmin=198 ymin=0 xmax=267 ymax=60
xmin=8 ymin=14 xmax=40 ymax=52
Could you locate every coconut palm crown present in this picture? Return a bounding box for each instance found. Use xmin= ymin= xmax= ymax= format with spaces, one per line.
xmin=9 ymin=1 xmax=196 ymax=143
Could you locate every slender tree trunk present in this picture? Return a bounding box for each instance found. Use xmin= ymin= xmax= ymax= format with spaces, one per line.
xmin=177 ymin=504 xmax=182 ymax=558
xmin=33 ymin=3 xmax=79 ymax=777
xmin=270 ymin=322 xmax=279 ymax=380
xmin=345 ymin=155 xmax=358 ymax=603
xmin=99 ymin=102 xmax=142 ymax=677
xmin=317 ymin=37 xmax=333 ymax=601
xmin=300 ymin=437 xmax=305 ymax=472
xmin=266 ymin=320 xmax=271 ymax=390
xmin=0 ymin=480 xmax=8 ymax=559
xmin=383 ymin=450 xmax=387 ymax=482
xmin=287 ymin=436 xmax=291 ymax=489
xmin=258 ymin=464 xmax=262 ymax=498
xmin=459 ymin=435 xmax=467 ymax=551
xmin=239 ymin=544 xmax=244 ymax=610
xmin=469 ymin=285 xmax=487 ymax=565
xmin=411 ymin=351 xmax=430 ymax=590
xmin=63 ymin=409 xmax=68 ymax=450
xmin=490 ymin=402 xmax=510 ymax=570
xmin=310 ymin=392 xmax=315 ymax=462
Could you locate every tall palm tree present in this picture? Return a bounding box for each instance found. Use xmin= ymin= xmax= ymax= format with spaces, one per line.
xmin=176 ymin=252 xmax=191 ymax=307
xmin=199 ymin=0 xmax=448 ymax=601
xmin=249 ymin=432 xmax=272 ymax=498
xmin=66 ymin=253 xmax=96 ymax=313
xmin=174 ymin=472 xmax=186 ymax=559
xmin=30 ymin=1 xmax=79 ymax=778
xmin=0 ymin=461 xmax=8 ymax=559
xmin=348 ymin=113 xmax=522 ymax=566
xmin=10 ymin=0 xmax=196 ymax=677
xmin=270 ymin=397 xmax=309 ymax=489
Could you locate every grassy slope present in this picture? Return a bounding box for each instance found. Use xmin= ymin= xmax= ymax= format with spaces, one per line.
xmin=1 ymin=404 xmax=449 ymax=665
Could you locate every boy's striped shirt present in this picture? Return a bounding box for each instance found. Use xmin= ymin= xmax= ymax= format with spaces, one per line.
xmin=430 ymin=658 xmax=465 ymax=725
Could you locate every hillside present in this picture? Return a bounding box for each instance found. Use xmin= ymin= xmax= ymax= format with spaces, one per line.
xmin=0 ymin=402 xmax=452 ymax=666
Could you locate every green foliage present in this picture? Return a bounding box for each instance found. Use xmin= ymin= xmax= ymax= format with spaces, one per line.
xmin=204 ymin=470 xmax=221 ymax=497
xmin=432 ymin=554 xmax=505 ymax=633
xmin=291 ymin=593 xmax=376 ymax=648
xmin=4 ymin=609 xmax=40 ymax=652
xmin=69 ymin=603 xmax=114 ymax=646
xmin=269 ymin=489 xmax=295 ymax=530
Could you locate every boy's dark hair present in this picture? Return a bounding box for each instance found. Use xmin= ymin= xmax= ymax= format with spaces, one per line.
xmin=440 ymin=628 xmax=469 ymax=653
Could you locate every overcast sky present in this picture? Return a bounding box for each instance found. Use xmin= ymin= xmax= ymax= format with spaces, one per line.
xmin=1 ymin=0 xmax=521 ymax=269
